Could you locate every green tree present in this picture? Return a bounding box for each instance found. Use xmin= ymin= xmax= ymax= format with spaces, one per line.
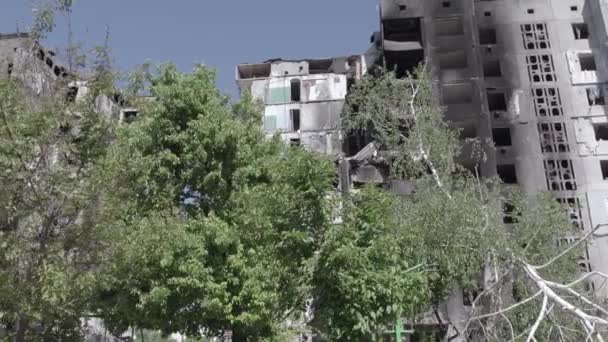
xmin=0 ymin=58 xmax=115 ymax=341
xmin=94 ymin=64 xmax=335 ymax=341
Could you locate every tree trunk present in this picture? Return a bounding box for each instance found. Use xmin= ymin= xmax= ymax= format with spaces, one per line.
xmin=14 ymin=317 xmax=27 ymax=342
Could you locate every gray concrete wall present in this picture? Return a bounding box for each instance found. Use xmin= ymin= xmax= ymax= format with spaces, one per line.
xmin=469 ymin=0 xmax=608 ymax=295
xmin=237 ymin=60 xmax=351 ymax=156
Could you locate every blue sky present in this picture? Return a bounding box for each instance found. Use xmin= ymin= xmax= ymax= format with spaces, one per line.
xmin=0 ymin=1 xmax=380 ymax=96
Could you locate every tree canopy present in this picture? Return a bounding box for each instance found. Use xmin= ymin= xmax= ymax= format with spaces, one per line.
xmin=93 ymin=64 xmax=335 ymax=340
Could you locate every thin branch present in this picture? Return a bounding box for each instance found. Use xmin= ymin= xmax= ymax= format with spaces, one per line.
xmin=467 ymin=290 xmax=542 ymax=321
xmin=526 ymin=295 xmax=548 ymax=342
xmin=535 ymin=224 xmax=608 ymax=270
xmin=563 ymin=271 xmax=608 ymax=289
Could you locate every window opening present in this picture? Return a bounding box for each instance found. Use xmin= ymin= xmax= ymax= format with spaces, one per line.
xmin=492 ymin=127 xmax=512 ymax=147
xmin=487 ymin=92 xmax=508 ymax=111
xmin=579 ymin=54 xmax=597 ymax=71
xmin=290 ymin=79 xmax=301 ymax=102
xmin=497 ymin=164 xmax=518 ymax=184
xmin=123 ymin=110 xmax=138 ymax=124
xmin=572 ymin=23 xmax=589 ymax=40
xmin=290 ymin=109 xmax=301 ymax=131
xmin=587 ymin=87 xmax=605 ymax=106
xmin=601 ymin=161 xmax=608 ymax=180
xmin=594 ymin=123 xmax=608 ymax=141
xmin=479 ymin=28 xmax=497 ymax=45
xmin=483 ymin=59 xmax=501 ymax=77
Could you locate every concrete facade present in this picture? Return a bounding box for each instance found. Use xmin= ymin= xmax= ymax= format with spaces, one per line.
xmin=237 ymin=0 xmax=608 ymax=338
xmin=461 ymin=0 xmax=608 ymax=296
xmin=236 ymin=55 xmax=377 ymax=156
xmin=380 ymin=0 xmax=608 ymax=303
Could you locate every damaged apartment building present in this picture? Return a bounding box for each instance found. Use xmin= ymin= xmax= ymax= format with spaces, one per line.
xmin=236 ymin=43 xmax=395 ymax=191
xmin=0 ymin=32 xmax=136 ymax=122
xmin=238 ymin=0 xmax=608 ymax=338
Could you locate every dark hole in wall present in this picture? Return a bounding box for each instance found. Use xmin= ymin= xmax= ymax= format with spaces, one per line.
xmin=383 ymin=18 xmax=422 ymax=43
xmin=594 ymin=123 xmax=608 ymax=141
xmin=290 ymin=138 xmax=301 ymax=147
xmin=601 ymin=161 xmax=608 ymax=180
xmin=385 ymin=50 xmax=425 ymax=79
xmin=309 ymin=59 xmax=333 ymax=74
xmin=7 ymin=63 xmax=13 ymax=76
xmin=503 ymin=202 xmax=519 ymax=224
xmin=483 ymin=59 xmax=502 ymax=77
xmin=572 ymin=23 xmax=589 ymax=39
xmin=497 ymin=164 xmax=517 ymax=184
xmin=459 ymin=124 xmax=477 ymax=140
xmin=487 ymin=92 xmax=508 ymax=111
xmin=586 ymin=87 xmax=605 ymax=106
xmin=579 ymin=54 xmax=597 ymax=71
xmin=66 ymin=87 xmax=78 ymax=103
xmin=113 ymin=93 xmax=126 ymax=107
xmin=479 ymin=28 xmax=497 ymax=45
xmin=123 ymin=110 xmax=138 ymax=124
xmin=290 ymin=79 xmax=301 ymax=102
xmin=345 ymin=128 xmax=374 ymax=157
xmin=238 ymin=64 xmax=271 ymax=79
xmin=492 ymin=127 xmax=512 ymax=146
xmin=290 ymin=109 xmax=301 ymax=131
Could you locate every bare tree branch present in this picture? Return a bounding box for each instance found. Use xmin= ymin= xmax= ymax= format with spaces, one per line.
xmin=535 ymin=224 xmax=608 ymax=270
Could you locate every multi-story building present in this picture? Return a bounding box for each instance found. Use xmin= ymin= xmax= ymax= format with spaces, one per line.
xmin=239 ymin=0 xmax=608 ymax=294
xmin=404 ymin=0 xmax=608 ymax=296
xmin=237 ymin=0 xmax=608 ymax=339
xmin=236 ymin=53 xmax=378 ymax=155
